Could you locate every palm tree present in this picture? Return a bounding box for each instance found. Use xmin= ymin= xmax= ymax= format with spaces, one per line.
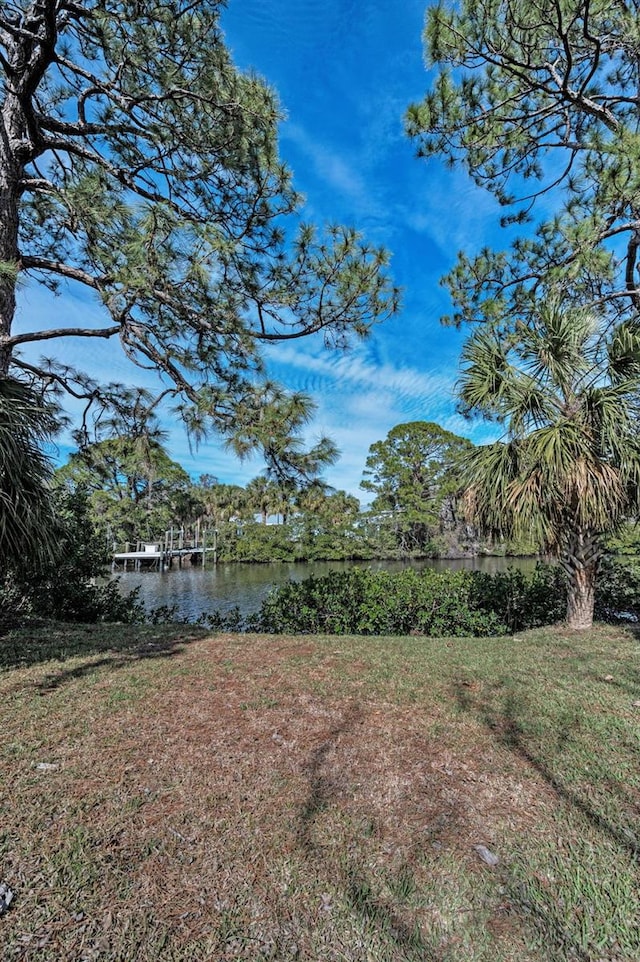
xmin=199 ymin=483 xmax=247 ymax=526
xmin=245 ymin=476 xmax=279 ymax=525
xmin=0 ymin=377 xmax=60 ymax=569
xmin=320 ymin=490 xmax=360 ymax=527
xmin=457 ymin=302 xmax=640 ymax=629
xmin=296 ymin=480 xmax=329 ymax=518
xmin=272 ymin=482 xmax=296 ymax=526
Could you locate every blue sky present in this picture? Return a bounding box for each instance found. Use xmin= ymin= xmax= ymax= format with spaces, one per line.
xmin=16 ymin=0 xmax=504 ymax=501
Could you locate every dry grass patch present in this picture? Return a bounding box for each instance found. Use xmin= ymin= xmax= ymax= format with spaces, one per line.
xmin=1 ymin=623 xmax=639 ymax=960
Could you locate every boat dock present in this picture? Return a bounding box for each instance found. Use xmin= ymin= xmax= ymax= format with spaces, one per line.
xmin=111 ymin=527 xmax=216 ymax=572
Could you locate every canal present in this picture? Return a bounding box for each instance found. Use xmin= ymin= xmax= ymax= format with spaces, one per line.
xmin=113 ymin=556 xmax=541 ymax=622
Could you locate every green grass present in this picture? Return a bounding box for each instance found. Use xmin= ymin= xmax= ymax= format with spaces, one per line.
xmin=1 ymin=620 xmax=639 ymax=960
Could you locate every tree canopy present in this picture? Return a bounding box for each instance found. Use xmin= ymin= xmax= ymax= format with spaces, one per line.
xmin=1 ymin=0 xmax=398 ymax=474
xmin=459 ymin=302 xmax=640 ymax=629
xmin=361 ymin=421 xmax=473 ymax=554
xmin=55 ymin=433 xmax=194 ymax=543
xmin=406 ymin=0 xmax=640 ymax=329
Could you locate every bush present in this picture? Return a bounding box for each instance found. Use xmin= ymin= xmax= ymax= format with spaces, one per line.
xmin=29 ymin=578 xmax=145 ymax=624
xmin=4 ymin=486 xmax=145 ymax=625
xmin=253 ymin=563 xmax=569 ymax=636
xmin=595 ymin=556 xmax=640 ymax=622
xmin=469 ymin=563 xmax=566 ymax=633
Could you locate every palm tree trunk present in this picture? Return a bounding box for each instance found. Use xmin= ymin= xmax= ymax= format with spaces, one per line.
xmin=565 ymin=562 xmax=597 ymax=629
xmin=563 ymin=529 xmax=600 ymax=630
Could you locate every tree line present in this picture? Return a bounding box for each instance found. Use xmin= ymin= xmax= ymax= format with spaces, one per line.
xmin=53 ymin=420 xmax=494 ymax=563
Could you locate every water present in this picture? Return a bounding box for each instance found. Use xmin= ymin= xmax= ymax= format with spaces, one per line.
xmin=113 ymin=556 xmax=541 ymax=622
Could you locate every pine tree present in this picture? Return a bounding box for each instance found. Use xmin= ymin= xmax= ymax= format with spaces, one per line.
xmin=1 ymin=1 xmax=398 ymax=471
xmin=406 ymin=0 xmax=640 ymax=329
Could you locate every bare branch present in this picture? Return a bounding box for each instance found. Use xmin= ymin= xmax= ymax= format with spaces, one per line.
xmin=7 ymin=325 xmax=120 ymax=347
xmin=625 ymin=230 xmax=640 ymax=310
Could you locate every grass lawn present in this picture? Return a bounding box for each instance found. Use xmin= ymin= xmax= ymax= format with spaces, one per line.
xmin=1 ymin=621 xmax=639 ymax=961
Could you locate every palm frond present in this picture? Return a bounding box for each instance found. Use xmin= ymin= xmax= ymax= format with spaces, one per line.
xmin=457 ymin=328 xmax=514 ymax=418
xmin=0 ymin=378 xmax=60 ymax=568
xmin=507 ymin=374 xmax=558 ymax=435
xmin=607 ymin=320 xmax=640 ymax=383
xmin=520 ymin=301 xmax=596 ymax=394
xmin=461 ymin=440 xmax=523 ymax=539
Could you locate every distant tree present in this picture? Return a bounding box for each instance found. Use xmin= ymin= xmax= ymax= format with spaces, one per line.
xmin=296 ymin=484 xmax=360 ymax=529
xmin=196 ymin=481 xmax=247 ymax=528
xmin=56 ymin=435 xmax=192 ymax=543
xmin=318 ymin=490 xmax=360 ymax=528
xmin=361 ymin=421 xmax=473 ymax=554
xmin=281 ymin=484 xmax=301 ymax=525
xmin=198 ymin=474 xmax=219 ymax=491
xmin=295 ymin=480 xmax=330 ymax=519
xmin=1 ymin=0 xmax=398 ymax=475
xmin=458 ymin=302 xmax=640 ymax=630
xmin=245 ymin=476 xmax=280 ymax=525
xmin=293 ymin=485 xmax=362 ymax=559
xmin=406 ymin=0 xmax=640 ymax=331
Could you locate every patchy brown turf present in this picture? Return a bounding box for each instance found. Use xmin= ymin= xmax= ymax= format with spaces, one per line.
xmin=1 ymin=626 xmax=639 ymax=960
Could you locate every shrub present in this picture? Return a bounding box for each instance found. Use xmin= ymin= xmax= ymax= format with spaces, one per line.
xmin=595 ymin=556 xmax=640 ymax=622
xmin=34 ymin=579 xmax=145 ymax=623
xmin=255 ymin=567 xmax=503 ymax=636
xmin=4 ymin=486 xmax=145 ymax=625
xmin=253 ymin=563 xmax=570 ymax=636
xmin=469 ymin=563 xmax=566 ymax=633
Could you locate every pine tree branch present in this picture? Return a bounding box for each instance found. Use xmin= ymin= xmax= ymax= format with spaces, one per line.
xmin=21 ymin=255 xmax=106 ymax=290
xmin=12 ymin=358 xmax=99 ymax=401
xmin=7 ymin=325 xmax=120 ymax=347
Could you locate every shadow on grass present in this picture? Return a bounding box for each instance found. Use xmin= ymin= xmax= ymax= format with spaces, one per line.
xmin=297 ymin=703 xmax=363 ymax=851
xmin=343 ymin=865 xmax=438 ymax=962
xmin=296 ymin=705 xmax=443 ymax=962
xmin=0 ymin=620 xmax=210 ymax=675
xmin=452 ymin=679 xmax=640 ymax=861
xmin=33 ymin=646 xmax=192 ymax=694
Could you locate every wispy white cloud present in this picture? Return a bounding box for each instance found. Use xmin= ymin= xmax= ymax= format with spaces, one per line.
xmin=267 ymin=340 xmax=455 ymax=408
xmin=262 ymin=338 xmax=499 ymax=498
xmin=282 ymin=122 xmax=388 ymax=224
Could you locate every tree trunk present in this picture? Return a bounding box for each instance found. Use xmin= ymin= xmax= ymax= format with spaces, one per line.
xmin=0 ymin=92 xmax=25 ymax=375
xmin=563 ymin=529 xmax=600 ymax=630
xmin=1 ymin=1 xmax=61 ymax=374
xmin=565 ymin=562 xmax=597 ymax=629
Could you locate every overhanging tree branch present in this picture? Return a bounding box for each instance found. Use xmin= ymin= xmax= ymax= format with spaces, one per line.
xmin=407 ymin=0 xmax=640 ymax=327
xmin=20 ymin=255 xmax=106 ymax=289
xmin=7 ymin=325 xmax=120 ymax=347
